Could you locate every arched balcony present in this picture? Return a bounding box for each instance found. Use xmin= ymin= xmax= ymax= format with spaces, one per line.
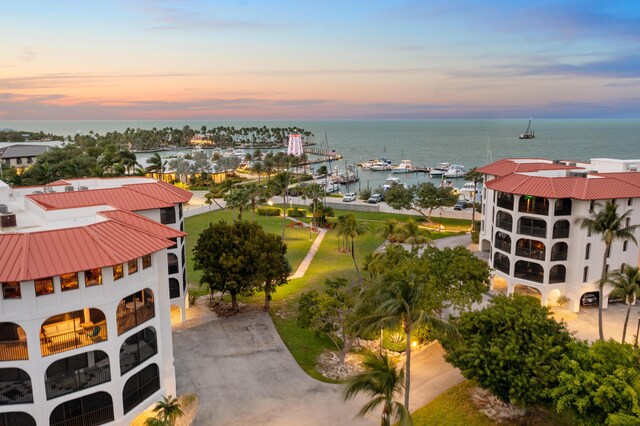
xmin=496 ymin=192 xmax=514 ymax=210
xmin=45 ymin=350 xmax=111 ymax=400
xmin=120 ymin=327 xmax=158 ymax=375
xmin=517 ymin=217 xmax=547 ymax=238
xmin=167 ymin=253 xmax=179 ymax=275
xmin=494 ymin=231 xmax=511 ymax=253
xmin=41 ymin=309 xmax=107 ymax=357
xmin=551 ymin=242 xmax=568 ymax=261
xmin=50 ymin=391 xmax=114 ymax=426
xmin=0 ymin=322 xmax=28 ymax=361
xmin=554 ymin=198 xmax=572 ymax=216
xmin=549 ymin=265 xmax=567 ymax=284
xmin=169 ymin=278 xmax=181 ymax=299
xmin=493 ymin=252 xmax=510 ymax=274
xmin=496 ymin=211 xmax=513 ymax=232
xmin=518 ymin=195 xmax=549 ymax=216
xmin=117 ymin=289 xmax=155 ymax=336
xmin=0 ymin=368 xmax=33 ymax=405
xmin=0 ymin=412 xmax=36 ymax=426
xmin=515 ymin=238 xmax=546 ymax=261
xmin=552 ymin=220 xmax=570 ymax=239
xmin=514 ymin=261 xmax=544 ymax=283
xmin=122 ymin=363 xmax=160 ymax=414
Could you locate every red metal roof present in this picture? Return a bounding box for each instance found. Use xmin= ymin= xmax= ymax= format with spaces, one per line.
xmin=99 ymin=210 xmax=185 ymax=239
xmin=28 ymin=187 xmax=174 ymax=211
xmin=124 ymin=181 xmax=192 ymax=204
xmin=0 ymin=220 xmax=175 ymax=282
xmin=486 ymin=173 xmax=640 ymax=200
xmin=477 ymin=159 xmax=581 ymax=177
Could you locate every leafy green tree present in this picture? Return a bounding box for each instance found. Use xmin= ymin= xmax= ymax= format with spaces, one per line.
xmin=441 ymin=294 xmax=574 ymax=406
xmin=399 ymin=219 xmax=431 ymax=251
xmin=606 ymin=265 xmax=640 ymax=343
xmin=343 ymin=353 xmax=412 ymax=426
xmin=298 ymin=278 xmax=360 ymax=364
xmin=385 ymin=182 xmax=458 ymax=222
xmin=334 ymin=214 xmax=370 ymax=275
xmin=551 ymin=340 xmax=640 ymax=424
xmin=146 ymin=395 xmax=183 ymax=426
xmin=255 ymin=232 xmax=291 ymax=310
xmin=316 ymin=165 xmax=328 ymax=176
xmin=577 ymin=201 xmax=640 ymax=340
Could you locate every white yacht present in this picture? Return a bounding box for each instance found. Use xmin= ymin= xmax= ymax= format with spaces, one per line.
xmin=382 ymin=176 xmax=408 ymax=190
xmin=429 ymin=162 xmax=451 ymax=178
xmin=370 ymin=161 xmax=392 ymax=171
xmin=459 ymin=181 xmax=482 ymax=200
xmin=391 ymin=160 xmax=416 ymax=174
xmin=443 ymin=164 xmax=466 ymax=178
xmin=233 ymin=148 xmax=246 ymax=158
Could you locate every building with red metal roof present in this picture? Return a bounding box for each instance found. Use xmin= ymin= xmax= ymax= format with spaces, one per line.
xmin=478 ymin=157 xmax=640 ymax=314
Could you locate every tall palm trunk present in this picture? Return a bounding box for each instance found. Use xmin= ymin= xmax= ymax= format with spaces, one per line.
xmin=404 ymin=325 xmax=412 ymax=411
xmin=282 ymin=192 xmax=287 ymax=240
xmin=598 ymin=244 xmax=609 ymax=341
xmin=623 ymin=299 xmax=632 ymax=343
xmin=351 ymin=237 xmax=359 ymax=275
xmin=470 ymin=182 xmax=477 ymax=231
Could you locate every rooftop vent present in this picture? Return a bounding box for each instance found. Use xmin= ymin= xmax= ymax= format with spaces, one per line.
xmin=0 ymin=204 xmax=8 ymax=214
xmin=43 ymin=187 xmax=55 ymax=193
xmin=32 ymin=190 xmax=43 ymax=195
xmin=78 ymin=186 xmax=89 ymax=191
xmin=552 ymin=160 xmax=561 ymax=164
xmin=568 ymin=172 xmax=588 ymax=178
xmin=568 ymin=162 xmax=576 ymax=166
xmin=0 ymin=213 xmax=16 ymax=228
xmin=64 ymin=186 xmax=74 ymax=192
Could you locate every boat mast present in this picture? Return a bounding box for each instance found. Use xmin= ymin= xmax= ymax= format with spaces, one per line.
xmin=487 ymin=136 xmax=493 ymax=164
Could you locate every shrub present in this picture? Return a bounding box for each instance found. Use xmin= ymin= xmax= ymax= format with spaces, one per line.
xmin=287 ymin=207 xmax=307 ymax=218
xmin=359 ymin=188 xmax=372 ymax=200
xmin=556 ymin=295 xmax=570 ymax=308
xmin=257 ymin=206 xmax=281 ymax=216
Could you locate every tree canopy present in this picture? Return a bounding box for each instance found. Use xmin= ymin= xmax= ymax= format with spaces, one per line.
xmin=384 ymin=182 xmax=458 ymax=221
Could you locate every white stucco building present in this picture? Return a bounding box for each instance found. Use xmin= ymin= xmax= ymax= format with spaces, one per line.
xmin=0 ymin=177 xmax=191 ymax=425
xmin=479 ymin=158 xmax=640 ymax=312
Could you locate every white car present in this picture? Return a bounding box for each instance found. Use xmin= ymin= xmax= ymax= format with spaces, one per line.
xmin=342 ymin=192 xmax=357 ymax=202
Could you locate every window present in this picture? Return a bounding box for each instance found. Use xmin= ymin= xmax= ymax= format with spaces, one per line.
xmin=2 ymin=282 xmax=21 ymax=299
xmin=628 ymin=198 xmax=633 ymax=206
xmin=142 ymin=255 xmax=152 ymax=269
xmin=35 ymin=277 xmax=54 ymax=296
xmin=0 ymin=412 xmax=36 ymax=426
xmin=169 ymin=279 xmax=180 ymax=299
xmin=589 ymin=200 xmax=595 ymax=213
xmin=60 ymin=273 xmax=79 ymax=292
xmin=167 ymin=253 xmax=179 ymax=275
xmin=128 ymin=260 xmax=138 ymax=275
xmin=626 ymin=218 xmax=631 ymax=228
xmin=160 ymin=207 xmax=176 ymax=225
xmin=623 ymin=240 xmax=629 ymax=251
xmin=583 ymin=266 xmax=589 ymax=282
xmin=122 ymin=364 xmax=160 ymax=414
xmin=85 ymin=268 xmax=102 ymax=287
xmin=113 ymin=264 xmax=124 ymax=281
xmin=585 ymin=243 xmax=591 ymax=260
xmin=169 ymin=238 xmax=177 ymax=248
xmin=120 ymin=327 xmax=157 ymax=375
xmin=50 ymin=392 xmax=114 ymax=426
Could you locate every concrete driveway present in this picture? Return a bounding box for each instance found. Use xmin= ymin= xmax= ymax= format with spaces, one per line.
xmin=173 ymin=310 xmax=462 ymax=425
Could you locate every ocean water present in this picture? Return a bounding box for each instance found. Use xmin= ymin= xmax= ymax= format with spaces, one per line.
xmin=3 ymin=119 xmax=640 ymax=190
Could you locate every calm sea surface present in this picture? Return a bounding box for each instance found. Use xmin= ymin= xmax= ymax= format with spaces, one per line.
xmin=3 ymin=119 xmax=640 ymax=189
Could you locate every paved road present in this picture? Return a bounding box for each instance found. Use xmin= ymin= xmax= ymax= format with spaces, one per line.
xmin=173 ymin=311 xmax=462 ymax=425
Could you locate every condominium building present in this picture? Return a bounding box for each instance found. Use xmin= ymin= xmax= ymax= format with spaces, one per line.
xmin=0 ymin=177 xmax=191 ymax=425
xmin=478 ymin=158 xmax=640 ymax=312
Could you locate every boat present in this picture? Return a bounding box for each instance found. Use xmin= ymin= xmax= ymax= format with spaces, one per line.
xmin=519 ymin=118 xmax=536 ymax=139
xmin=382 ymin=176 xmax=408 ymax=190
xmin=459 ymin=181 xmax=482 ymax=200
xmin=192 ymin=145 xmax=204 ymax=153
xmin=370 ymin=161 xmax=392 ymax=171
xmin=443 ymin=165 xmax=466 ymax=178
xmin=392 ymin=160 xmax=416 ymax=174
xmin=359 ymin=160 xmax=377 ymax=169
xmin=233 ymin=148 xmax=246 ymax=158
xmin=429 ymin=162 xmax=450 ymax=178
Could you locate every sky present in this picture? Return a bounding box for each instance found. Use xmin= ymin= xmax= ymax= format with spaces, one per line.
xmin=1 ymin=0 xmax=639 ymax=120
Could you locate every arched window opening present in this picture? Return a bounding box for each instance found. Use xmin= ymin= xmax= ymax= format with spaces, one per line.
xmin=496 ymin=192 xmax=514 ymax=210
xmin=518 ymin=195 xmax=549 ymax=216
xmin=583 ymin=266 xmax=589 ymax=282
xmin=549 ymin=265 xmax=567 ymax=284
xmin=169 ymin=278 xmax=180 ymax=299
xmin=50 ymin=391 xmax=114 ymax=426
xmin=494 ymin=232 xmax=511 ymax=253
xmin=117 ymin=289 xmax=155 ymax=336
xmin=41 ymin=309 xmax=107 ymax=357
xmin=514 ymin=261 xmax=544 ymax=283
xmin=120 ymin=327 xmax=158 ymax=375
xmin=551 ymin=242 xmax=568 ymax=261
xmin=0 ymin=368 xmax=33 ymax=405
xmin=122 ymin=364 xmax=160 ymax=414
xmin=496 ymin=211 xmax=513 ymax=232
xmin=0 ymin=322 xmax=28 ymax=361
xmin=517 ymin=217 xmax=547 ymax=238
xmin=493 ymin=253 xmax=510 ymax=274
xmin=554 ymin=198 xmax=572 ymax=216
xmin=167 ymin=253 xmax=179 ymax=275
xmin=516 ymin=239 xmax=546 ymax=261
xmin=0 ymin=412 xmax=36 ymax=426
xmin=553 ymin=220 xmax=570 ymax=239
xmin=45 ymin=350 xmax=110 ymax=400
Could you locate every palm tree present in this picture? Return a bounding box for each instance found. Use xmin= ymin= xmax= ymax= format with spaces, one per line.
xmin=270 ymin=172 xmax=291 ymax=239
xmin=335 ymin=214 xmax=370 ymax=275
xmin=223 ymin=186 xmax=251 ymax=221
xmin=399 ymin=219 xmax=431 ymax=251
xmin=577 ymin=201 xmax=640 ymax=340
xmin=377 ymin=219 xmax=401 ymax=243
xmin=146 ymin=152 xmax=167 ymax=180
xmin=146 ymin=395 xmax=183 ymax=426
xmin=463 ymin=167 xmax=483 ymax=232
xmin=606 ymin=265 xmax=640 ymax=343
xmin=343 ymin=353 xmax=412 ymax=426
xmin=302 ymin=182 xmax=325 ymax=229
xmin=245 ymin=183 xmax=268 ymax=222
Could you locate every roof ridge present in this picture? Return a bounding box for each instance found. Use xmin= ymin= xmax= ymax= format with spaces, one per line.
xmin=82 ymin=225 xmax=120 ymax=265
xmin=99 ymin=210 xmax=185 ymax=238
xmin=19 ymin=233 xmax=29 ymax=282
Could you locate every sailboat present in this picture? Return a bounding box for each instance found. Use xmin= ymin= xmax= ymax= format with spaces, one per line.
xmin=519 ymin=118 xmax=536 ymax=139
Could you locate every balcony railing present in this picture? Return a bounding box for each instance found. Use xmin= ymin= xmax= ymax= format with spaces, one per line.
xmin=518 ymin=205 xmax=549 ymax=216
xmin=50 ymin=405 xmax=114 ymax=426
xmin=0 ymin=341 xmax=28 ymax=361
xmin=45 ymin=365 xmax=111 ymax=400
xmin=41 ymin=327 xmax=108 ymax=357
xmin=517 ymin=225 xmax=546 ymax=238
xmin=117 ymin=304 xmax=155 ymax=336
xmin=515 ymin=247 xmax=546 ymax=261
xmin=496 ymin=219 xmax=512 ymax=232
xmin=0 ymin=380 xmax=33 ymax=405
xmin=121 ymin=340 xmax=157 ymax=375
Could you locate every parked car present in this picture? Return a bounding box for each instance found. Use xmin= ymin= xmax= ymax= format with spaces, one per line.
xmin=453 ymin=200 xmax=468 ymax=210
xmin=367 ymin=193 xmax=384 ymax=204
xmin=342 ymin=192 xmax=357 ymax=202
xmin=581 ymin=293 xmax=598 ymax=306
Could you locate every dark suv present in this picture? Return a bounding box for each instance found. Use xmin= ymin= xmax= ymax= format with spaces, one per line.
xmin=454 ymin=200 xmax=468 ymax=210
